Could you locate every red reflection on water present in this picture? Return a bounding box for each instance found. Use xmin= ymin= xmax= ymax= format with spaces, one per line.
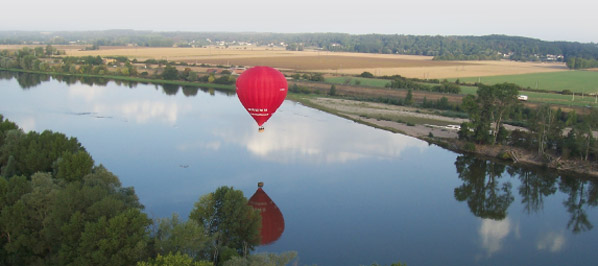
xmin=248 ymin=182 xmax=285 ymax=245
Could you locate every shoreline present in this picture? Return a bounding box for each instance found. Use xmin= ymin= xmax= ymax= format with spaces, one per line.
xmin=291 ymin=95 xmax=598 ymax=179
xmin=3 ymin=68 xmax=596 ymax=178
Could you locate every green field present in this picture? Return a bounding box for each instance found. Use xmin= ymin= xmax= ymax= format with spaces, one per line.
xmin=461 ymin=84 xmax=597 ymax=107
xmin=324 ymin=72 xmax=598 ymax=108
xmin=451 ymin=70 xmax=598 ymax=93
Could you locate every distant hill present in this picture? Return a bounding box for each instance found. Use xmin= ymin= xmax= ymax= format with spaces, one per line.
xmin=2 ymin=30 xmax=598 ymax=66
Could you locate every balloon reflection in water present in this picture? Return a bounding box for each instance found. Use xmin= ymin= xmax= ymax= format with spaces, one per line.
xmin=248 ymin=182 xmax=285 ymax=245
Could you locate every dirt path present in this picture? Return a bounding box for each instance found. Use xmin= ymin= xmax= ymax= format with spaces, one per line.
xmin=308 ymin=97 xmax=465 ymax=138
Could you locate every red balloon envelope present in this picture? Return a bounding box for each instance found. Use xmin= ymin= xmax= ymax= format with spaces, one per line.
xmin=248 ymin=182 xmax=285 ymax=245
xmin=236 ymin=66 xmax=288 ymax=127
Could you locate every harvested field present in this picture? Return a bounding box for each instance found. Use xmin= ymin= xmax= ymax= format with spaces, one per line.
xmin=333 ymin=60 xmax=568 ymax=79
xmin=194 ymin=54 xmax=467 ymax=71
xmin=61 ymin=46 xmax=568 ymax=78
xmin=2 ymin=44 xmax=569 ymax=79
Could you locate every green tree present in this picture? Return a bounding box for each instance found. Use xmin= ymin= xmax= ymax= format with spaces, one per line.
xmin=328 ymin=84 xmax=336 ymax=96
xmin=153 ymin=213 xmax=209 ymax=261
xmin=405 ymin=89 xmax=413 ymax=106
xmin=488 ymin=83 xmax=520 ymax=144
xmin=189 ymin=186 xmax=261 ymax=263
xmin=137 ymin=252 xmax=212 ymax=266
xmin=462 ymin=94 xmax=492 ymax=144
xmin=359 ymin=71 xmax=374 ymax=78
xmin=530 ymin=105 xmax=563 ymax=156
xmin=161 ymin=65 xmax=179 ymax=80
xmin=75 ymin=208 xmax=151 ymax=265
xmin=223 ymin=251 xmax=298 ymax=266
xmin=55 ymin=150 xmax=94 ymax=182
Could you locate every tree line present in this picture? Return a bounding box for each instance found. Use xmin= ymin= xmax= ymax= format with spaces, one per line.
xmin=0 ymin=115 xmax=297 ymax=265
xmin=0 ymin=46 xmax=236 ymax=86
xmin=2 ymin=31 xmax=597 ymax=64
xmin=566 ymin=57 xmax=598 ymax=69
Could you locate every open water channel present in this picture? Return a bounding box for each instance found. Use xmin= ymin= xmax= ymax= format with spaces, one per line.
xmin=1 ymin=72 xmax=597 ymax=265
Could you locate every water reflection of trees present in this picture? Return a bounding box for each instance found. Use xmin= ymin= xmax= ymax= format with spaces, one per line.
xmin=454 ymin=154 xmax=598 ymax=233
xmin=0 ymin=72 xmax=52 ymax=89
xmin=454 ymin=155 xmax=514 ymax=220
xmin=1 ymin=71 xmax=235 ymax=97
xmin=509 ymin=166 xmax=557 ymax=214
xmin=559 ymin=176 xmax=598 ymax=233
xmin=162 ymin=84 xmax=180 ymax=95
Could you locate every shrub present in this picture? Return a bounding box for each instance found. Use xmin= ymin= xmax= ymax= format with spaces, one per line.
xmin=463 ymin=142 xmax=476 ymax=152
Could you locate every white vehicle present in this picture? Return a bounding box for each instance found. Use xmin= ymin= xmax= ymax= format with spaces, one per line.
xmin=446 ymin=125 xmax=461 ymax=130
xmin=518 ymin=95 xmax=528 ymax=101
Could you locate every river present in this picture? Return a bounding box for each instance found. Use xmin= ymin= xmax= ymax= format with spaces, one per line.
xmin=1 ymin=72 xmax=597 ymax=265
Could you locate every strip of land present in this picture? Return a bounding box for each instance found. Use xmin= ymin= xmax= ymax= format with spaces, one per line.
xmin=295 ymin=96 xmax=598 ymax=178
xmin=13 ymin=45 xmax=567 ymax=79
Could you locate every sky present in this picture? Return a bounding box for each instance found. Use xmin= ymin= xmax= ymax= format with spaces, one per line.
xmin=2 ymin=0 xmax=597 ymax=43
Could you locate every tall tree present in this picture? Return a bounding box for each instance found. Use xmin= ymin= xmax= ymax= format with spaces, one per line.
xmin=489 ymin=83 xmax=520 ymax=145
xmin=462 ymin=83 xmax=520 ymax=144
xmin=189 ymin=186 xmax=261 ymax=263
xmin=161 ymin=65 xmax=179 ymax=80
xmin=153 ymin=213 xmax=209 ymax=261
xmin=462 ymin=94 xmax=492 ymax=144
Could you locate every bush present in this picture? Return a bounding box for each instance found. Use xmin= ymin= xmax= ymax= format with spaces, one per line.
xmin=360 ymin=71 xmax=374 ymax=78
xmin=463 ymin=142 xmax=476 ymax=152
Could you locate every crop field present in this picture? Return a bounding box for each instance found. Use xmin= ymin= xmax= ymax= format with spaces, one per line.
xmin=451 ymin=70 xmax=598 ymax=93
xmin=1 ymin=44 xmax=569 ymax=79
xmin=56 ymin=45 xmax=569 ymax=79
xmin=522 ymin=91 xmax=598 ymax=107
xmin=193 ymin=54 xmax=466 ymax=71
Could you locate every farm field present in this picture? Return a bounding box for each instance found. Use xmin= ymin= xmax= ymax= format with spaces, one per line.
xmin=522 ymin=90 xmax=598 ymax=107
xmin=51 ymin=45 xmax=569 ymax=79
xmin=451 ymin=70 xmax=598 ymax=93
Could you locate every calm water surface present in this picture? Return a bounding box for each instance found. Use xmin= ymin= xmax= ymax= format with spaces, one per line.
xmin=1 ymin=72 xmax=597 ymax=265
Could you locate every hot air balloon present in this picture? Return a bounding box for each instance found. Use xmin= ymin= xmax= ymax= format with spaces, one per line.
xmin=236 ymin=66 xmax=288 ymax=132
xmin=247 ymin=182 xmax=285 ymax=245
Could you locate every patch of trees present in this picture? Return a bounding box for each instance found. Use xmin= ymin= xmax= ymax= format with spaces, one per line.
xmin=289 ymin=72 xmax=324 ymax=82
xmin=566 ymin=57 xmax=598 ymax=69
xmin=458 ymin=83 xmax=598 ymax=162
xmin=0 ymin=115 xmax=296 ymax=265
xmin=383 ymin=75 xmax=460 ymax=94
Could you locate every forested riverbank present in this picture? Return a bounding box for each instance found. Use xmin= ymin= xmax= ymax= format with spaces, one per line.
xmin=0 ymin=115 xmax=302 ymax=265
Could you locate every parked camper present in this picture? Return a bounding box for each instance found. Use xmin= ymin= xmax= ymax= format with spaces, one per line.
xmin=518 ymin=95 xmax=528 ymax=101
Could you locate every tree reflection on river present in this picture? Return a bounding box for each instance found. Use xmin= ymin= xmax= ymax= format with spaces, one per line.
xmin=455 ymin=154 xmax=597 ymax=234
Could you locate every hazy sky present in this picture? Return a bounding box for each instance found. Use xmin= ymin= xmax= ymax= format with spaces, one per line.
xmin=3 ymin=0 xmax=597 ymax=43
